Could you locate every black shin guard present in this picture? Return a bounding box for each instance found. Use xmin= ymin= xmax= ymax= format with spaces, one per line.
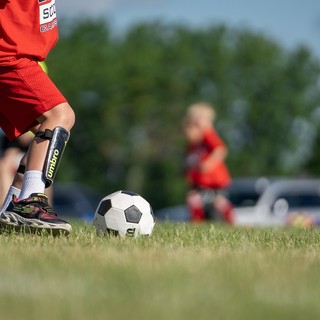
xmin=35 ymin=126 xmax=70 ymax=188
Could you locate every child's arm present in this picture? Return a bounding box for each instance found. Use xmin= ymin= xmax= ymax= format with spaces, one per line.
xmin=200 ymin=145 xmax=228 ymax=173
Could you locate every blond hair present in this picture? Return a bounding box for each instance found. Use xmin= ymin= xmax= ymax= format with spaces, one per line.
xmin=185 ymin=102 xmax=216 ymax=127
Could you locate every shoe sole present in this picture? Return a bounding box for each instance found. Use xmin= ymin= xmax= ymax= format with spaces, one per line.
xmin=0 ymin=212 xmax=72 ymax=236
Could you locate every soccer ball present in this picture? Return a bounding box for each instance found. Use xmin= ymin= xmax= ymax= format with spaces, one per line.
xmin=93 ymin=190 xmax=155 ymax=237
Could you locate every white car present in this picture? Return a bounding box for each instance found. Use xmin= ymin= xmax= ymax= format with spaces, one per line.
xmin=234 ymin=179 xmax=320 ymax=227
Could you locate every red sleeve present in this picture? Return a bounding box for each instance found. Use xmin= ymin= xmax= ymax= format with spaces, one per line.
xmin=203 ymin=128 xmax=225 ymax=149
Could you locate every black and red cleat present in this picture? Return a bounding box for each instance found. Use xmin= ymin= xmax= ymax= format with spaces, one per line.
xmin=0 ymin=193 xmax=71 ymax=236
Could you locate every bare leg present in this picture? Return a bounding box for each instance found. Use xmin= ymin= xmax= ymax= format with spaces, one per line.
xmin=26 ymin=102 xmax=75 ymax=172
xmin=213 ymin=194 xmax=234 ymax=224
xmin=7 ymin=102 xmax=75 ymax=201
xmin=0 ymin=148 xmax=21 ymax=204
xmin=0 ymin=102 xmax=75 ymax=234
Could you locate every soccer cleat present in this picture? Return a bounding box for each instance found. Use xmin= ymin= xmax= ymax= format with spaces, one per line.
xmin=0 ymin=193 xmax=72 ymax=236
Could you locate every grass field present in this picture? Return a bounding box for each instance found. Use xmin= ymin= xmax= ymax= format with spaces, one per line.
xmin=1 ymin=222 xmax=320 ymax=320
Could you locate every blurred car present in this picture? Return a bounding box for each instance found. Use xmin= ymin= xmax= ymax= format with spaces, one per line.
xmin=225 ymin=176 xmax=274 ymax=208
xmin=53 ymin=182 xmax=102 ymax=222
xmin=154 ymin=177 xmax=272 ymax=222
xmin=234 ymin=179 xmax=320 ymax=227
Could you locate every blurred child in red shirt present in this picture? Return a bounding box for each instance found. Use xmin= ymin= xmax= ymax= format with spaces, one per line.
xmin=183 ymin=102 xmax=234 ymax=223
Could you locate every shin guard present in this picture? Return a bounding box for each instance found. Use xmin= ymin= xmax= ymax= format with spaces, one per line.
xmin=36 ymin=127 xmax=69 ymax=188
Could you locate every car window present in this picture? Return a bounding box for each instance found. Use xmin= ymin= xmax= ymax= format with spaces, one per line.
xmin=228 ymin=192 xmax=260 ymax=207
xmin=274 ymin=194 xmax=320 ymax=209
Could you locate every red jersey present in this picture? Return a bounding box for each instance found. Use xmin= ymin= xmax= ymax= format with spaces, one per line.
xmin=185 ymin=128 xmax=231 ymax=189
xmin=0 ymin=0 xmax=58 ymax=67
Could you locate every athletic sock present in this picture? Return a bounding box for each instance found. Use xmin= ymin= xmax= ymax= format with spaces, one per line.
xmin=19 ymin=170 xmax=45 ymax=200
xmin=0 ymin=186 xmax=20 ymax=215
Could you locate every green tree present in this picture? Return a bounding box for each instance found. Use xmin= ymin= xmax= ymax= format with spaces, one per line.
xmin=47 ymin=20 xmax=320 ymax=209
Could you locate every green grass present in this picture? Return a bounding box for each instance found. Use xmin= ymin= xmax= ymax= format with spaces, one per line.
xmin=1 ymin=222 xmax=320 ymax=320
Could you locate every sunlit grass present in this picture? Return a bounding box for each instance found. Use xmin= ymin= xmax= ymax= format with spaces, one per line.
xmin=1 ymin=222 xmax=320 ymax=320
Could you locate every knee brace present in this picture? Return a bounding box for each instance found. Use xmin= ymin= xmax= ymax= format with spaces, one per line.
xmin=35 ymin=126 xmax=70 ymax=188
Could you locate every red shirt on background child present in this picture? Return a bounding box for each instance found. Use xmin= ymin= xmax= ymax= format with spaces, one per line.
xmin=186 ymin=127 xmax=231 ymax=190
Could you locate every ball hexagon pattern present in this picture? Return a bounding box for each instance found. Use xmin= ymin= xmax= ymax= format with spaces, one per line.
xmin=93 ymin=190 xmax=155 ymax=237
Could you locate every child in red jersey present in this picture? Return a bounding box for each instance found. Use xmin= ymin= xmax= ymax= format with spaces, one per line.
xmin=0 ymin=0 xmax=75 ymax=235
xmin=183 ymin=102 xmax=234 ymax=223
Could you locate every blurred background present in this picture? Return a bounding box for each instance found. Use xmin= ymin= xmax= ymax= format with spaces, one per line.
xmin=39 ymin=0 xmax=320 ymax=218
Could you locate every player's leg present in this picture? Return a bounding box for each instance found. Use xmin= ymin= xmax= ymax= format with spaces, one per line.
xmin=192 ymin=188 xmax=234 ymax=224
xmin=187 ymin=189 xmax=206 ymax=221
xmin=0 ymin=149 xmax=24 ymax=214
xmin=213 ymin=193 xmax=234 ymax=224
xmin=3 ymin=125 xmax=55 ymax=204
xmin=18 ymin=103 xmax=75 ymax=197
xmin=2 ymin=104 xmax=75 ymax=234
xmin=1 ymin=105 xmax=75 ymax=235
xmin=0 ymin=61 xmax=75 ymax=235
xmin=0 ymin=132 xmax=33 ymax=214
xmin=0 ymin=148 xmax=21 ymax=204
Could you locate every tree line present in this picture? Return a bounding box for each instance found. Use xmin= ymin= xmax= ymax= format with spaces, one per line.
xmin=46 ymin=19 xmax=320 ymax=209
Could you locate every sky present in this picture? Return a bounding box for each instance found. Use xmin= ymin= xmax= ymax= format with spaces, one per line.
xmin=57 ymin=0 xmax=320 ymax=58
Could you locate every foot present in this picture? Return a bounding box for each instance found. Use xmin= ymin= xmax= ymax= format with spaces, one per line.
xmin=0 ymin=193 xmax=72 ymax=236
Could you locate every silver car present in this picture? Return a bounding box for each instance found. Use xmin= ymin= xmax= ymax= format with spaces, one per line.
xmin=234 ymin=179 xmax=320 ymax=227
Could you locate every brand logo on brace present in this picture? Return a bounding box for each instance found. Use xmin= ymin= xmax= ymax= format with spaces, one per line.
xmin=48 ymin=149 xmax=59 ymax=178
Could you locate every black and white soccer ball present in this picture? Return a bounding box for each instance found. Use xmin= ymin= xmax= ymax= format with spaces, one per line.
xmin=93 ymin=190 xmax=155 ymax=237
